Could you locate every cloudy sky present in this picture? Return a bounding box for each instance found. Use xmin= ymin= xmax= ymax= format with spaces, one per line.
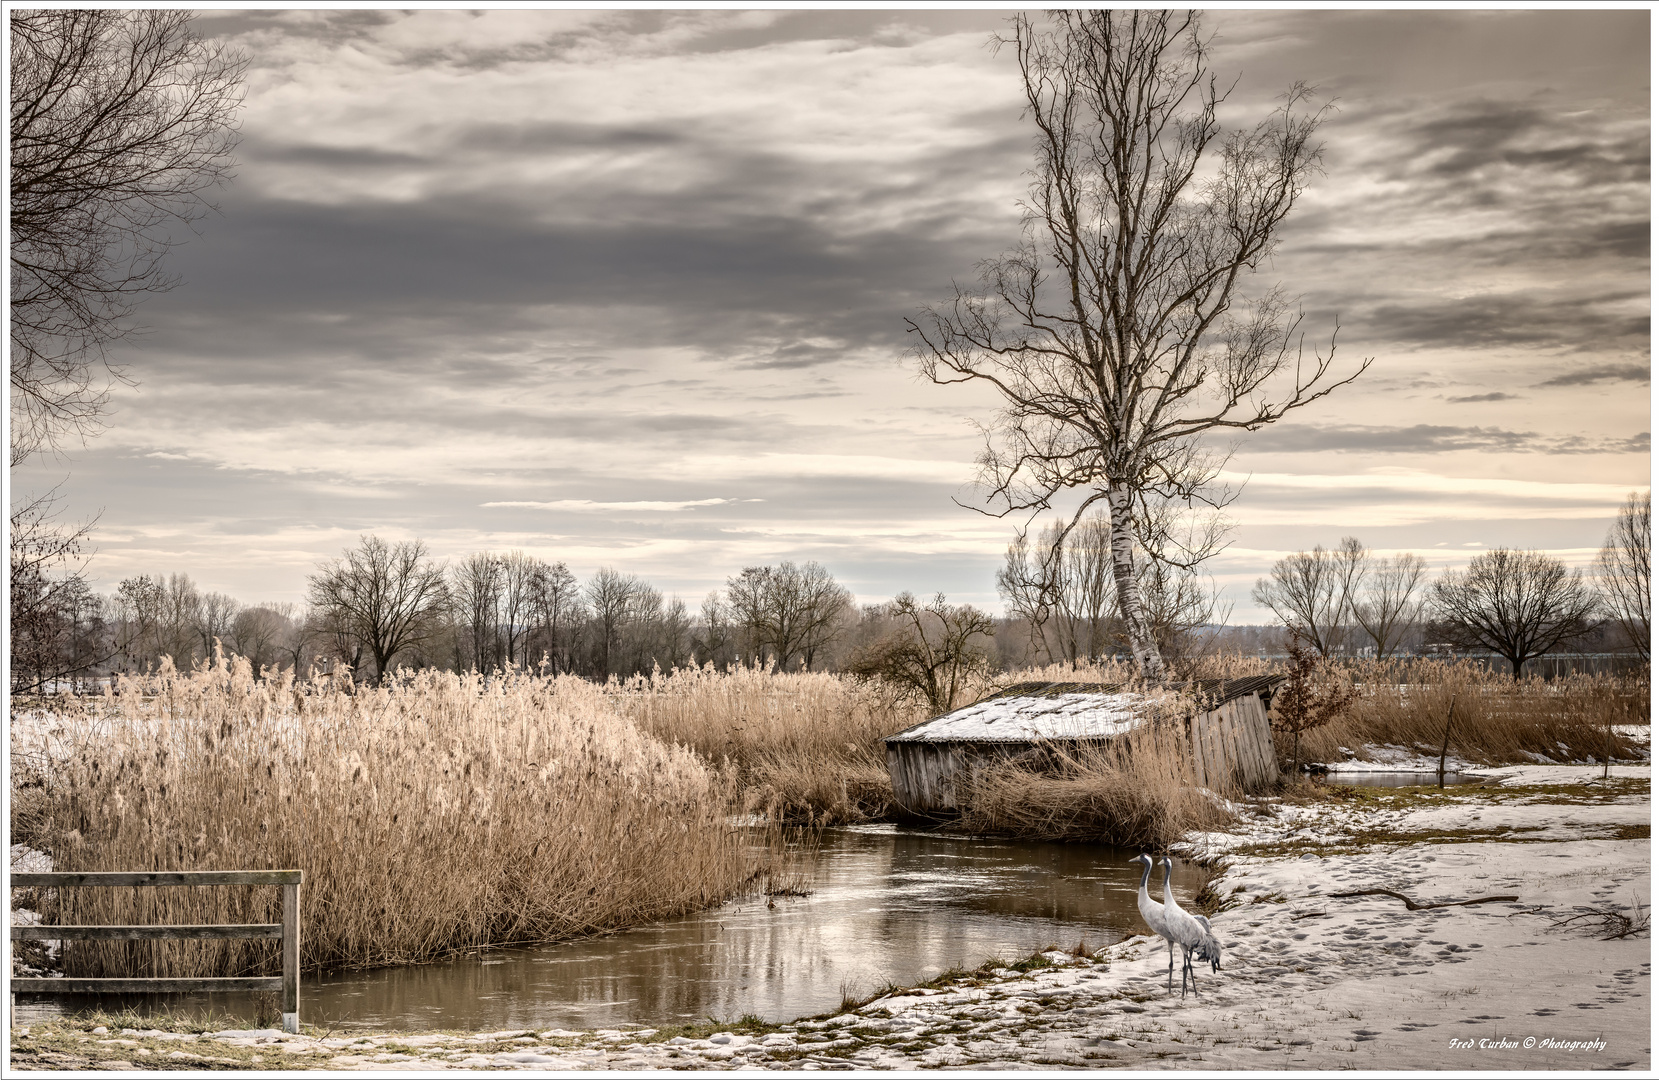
xmin=15 ymin=6 xmax=1650 ymax=620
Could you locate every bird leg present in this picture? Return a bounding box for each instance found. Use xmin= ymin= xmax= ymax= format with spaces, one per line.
xmin=1166 ymin=940 xmax=1175 ymax=992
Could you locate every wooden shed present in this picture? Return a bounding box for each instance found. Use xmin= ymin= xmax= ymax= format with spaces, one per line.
xmin=884 ymin=676 xmax=1282 ymax=817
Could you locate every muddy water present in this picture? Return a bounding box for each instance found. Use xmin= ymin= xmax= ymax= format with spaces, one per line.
xmin=16 ymin=826 xmax=1203 ymax=1032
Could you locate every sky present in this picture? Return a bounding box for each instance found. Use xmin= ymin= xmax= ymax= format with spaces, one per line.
xmin=11 ymin=6 xmax=1651 ymax=621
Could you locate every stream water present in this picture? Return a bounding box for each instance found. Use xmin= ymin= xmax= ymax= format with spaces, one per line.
xmin=15 ymin=826 xmax=1202 ymax=1032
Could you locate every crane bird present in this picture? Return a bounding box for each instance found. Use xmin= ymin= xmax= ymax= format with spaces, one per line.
xmin=1160 ymin=856 xmax=1222 ymax=997
xmin=1129 ymin=853 xmax=1177 ymax=992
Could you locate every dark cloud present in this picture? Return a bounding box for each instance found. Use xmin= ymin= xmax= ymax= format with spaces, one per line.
xmin=1446 ymin=392 xmax=1519 ymax=403
xmin=1536 ymin=363 xmax=1651 ymax=387
xmin=1356 ymin=294 xmax=1649 ymax=353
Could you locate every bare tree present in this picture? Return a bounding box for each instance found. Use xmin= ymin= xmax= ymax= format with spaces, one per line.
xmin=1349 ymin=549 xmax=1427 ymax=659
xmin=694 ymin=590 xmax=737 ymax=668
xmin=1252 ymin=539 xmax=1365 ymax=657
xmin=10 ymin=10 xmax=245 ymax=464
xmin=1597 ymin=491 xmax=1650 ymax=662
xmin=307 ymin=536 xmax=448 ymax=683
xmin=908 ymin=11 xmax=1367 ymax=680
xmin=586 ymin=566 xmax=640 ymax=678
xmin=451 ymin=551 xmax=504 ymax=672
xmin=158 ymin=572 xmax=204 ymax=667
xmin=194 ymin=590 xmax=240 ymax=659
xmin=725 ymin=561 xmax=853 ymax=670
xmin=1430 ymin=548 xmax=1598 ymax=679
xmin=9 ymin=489 xmax=110 ymax=693
xmin=527 ymin=560 xmax=580 ymax=672
xmin=846 ymin=592 xmax=996 ymax=714
xmin=112 ymin=572 xmax=166 ymax=671
xmin=229 ymin=604 xmax=291 ymax=674
xmin=497 ymin=551 xmax=537 ymax=668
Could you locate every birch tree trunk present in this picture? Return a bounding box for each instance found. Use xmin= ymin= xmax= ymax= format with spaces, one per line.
xmin=1107 ymin=483 xmax=1165 ymax=680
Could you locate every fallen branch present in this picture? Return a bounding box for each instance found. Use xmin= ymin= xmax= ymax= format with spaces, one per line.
xmin=1330 ymin=888 xmax=1519 ymax=911
xmin=1548 ymin=907 xmax=1650 ymax=940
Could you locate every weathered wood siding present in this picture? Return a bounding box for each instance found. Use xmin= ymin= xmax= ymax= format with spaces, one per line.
xmin=887 ymin=693 xmax=1279 ymax=815
xmin=886 ymin=741 xmax=1032 ymax=815
xmin=1183 ymin=694 xmax=1278 ymax=790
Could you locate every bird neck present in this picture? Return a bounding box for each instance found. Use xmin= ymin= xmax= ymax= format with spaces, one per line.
xmin=1138 ymin=858 xmax=1151 ymax=891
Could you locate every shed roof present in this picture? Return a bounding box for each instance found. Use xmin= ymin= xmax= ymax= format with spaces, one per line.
xmin=884 ymin=675 xmax=1283 ymax=745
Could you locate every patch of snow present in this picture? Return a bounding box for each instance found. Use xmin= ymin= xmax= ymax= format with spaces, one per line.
xmin=889 ymin=691 xmax=1150 ymax=742
xmin=1465 ymin=764 xmax=1651 ymax=787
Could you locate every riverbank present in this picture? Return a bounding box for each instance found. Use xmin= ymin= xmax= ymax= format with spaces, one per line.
xmin=10 ymin=764 xmax=1648 ymax=1071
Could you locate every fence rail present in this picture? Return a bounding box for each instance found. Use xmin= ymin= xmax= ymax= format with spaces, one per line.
xmin=9 ymin=869 xmax=301 ymax=1033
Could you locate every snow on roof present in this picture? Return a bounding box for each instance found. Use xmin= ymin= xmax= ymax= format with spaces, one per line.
xmin=885 ymin=688 xmax=1156 ymax=744
xmin=885 ymin=676 xmax=1284 ymax=745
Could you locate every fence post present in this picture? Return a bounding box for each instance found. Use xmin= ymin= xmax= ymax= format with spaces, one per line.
xmin=281 ymin=877 xmax=301 ymax=1034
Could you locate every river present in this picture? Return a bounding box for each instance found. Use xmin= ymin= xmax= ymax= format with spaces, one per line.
xmin=15 ymin=825 xmax=1203 ymax=1032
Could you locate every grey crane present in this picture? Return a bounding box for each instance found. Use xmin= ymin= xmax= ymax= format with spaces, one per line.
xmin=1159 ymin=856 xmax=1222 ymax=997
xmin=1129 ymin=853 xmax=1177 ymax=991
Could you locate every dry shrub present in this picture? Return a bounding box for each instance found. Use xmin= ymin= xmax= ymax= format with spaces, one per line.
xmin=31 ymin=656 xmax=759 ymax=976
xmin=1294 ymin=658 xmax=1648 ymax=767
xmin=611 ymin=664 xmax=922 ymax=822
xmin=955 ymin=696 xmax=1237 ymax=848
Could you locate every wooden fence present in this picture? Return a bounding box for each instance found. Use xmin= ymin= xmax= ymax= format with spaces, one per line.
xmin=9 ymin=870 xmax=302 ymax=1033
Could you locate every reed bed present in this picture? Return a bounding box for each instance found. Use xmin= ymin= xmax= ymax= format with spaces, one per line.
xmin=1009 ymin=653 xmax=1277 ymax=684
xmin=1297 ymin=659 xmax=1648 ymax=768
xmin=611 ymin=664 xmax=923 ymax=822
xmin=956 ymin=695 xmax=1237 ymax=848
xmin=25 ymin=656 xmax=763 ymax=978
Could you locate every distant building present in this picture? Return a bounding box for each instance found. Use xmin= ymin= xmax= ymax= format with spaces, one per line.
xmin=884 ymin=677 xmax=1282 ymax=817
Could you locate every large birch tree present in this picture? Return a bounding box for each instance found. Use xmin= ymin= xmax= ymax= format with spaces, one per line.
xmin=909 ymin=10 xmax=1368 ymax=678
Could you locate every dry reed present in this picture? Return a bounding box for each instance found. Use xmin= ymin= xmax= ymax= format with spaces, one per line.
xmin=27 ymin=655 xmax=762 ymax=977
xmin=611 ymin=664 xmax=922 ymax=822
xmin=956 ymin=694 xmax=1238 ymax=848
xmin=1297 ymin=659 xmax=1649 ymax=767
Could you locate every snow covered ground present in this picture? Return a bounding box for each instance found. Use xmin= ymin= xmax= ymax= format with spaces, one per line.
xmin=11 ymin=763 xmax=1647 ymax=1071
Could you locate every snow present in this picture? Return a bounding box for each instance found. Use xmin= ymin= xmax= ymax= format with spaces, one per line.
xmin=1320 ymin=743 xmax=1481 ymax=774
xmin=889 ymin=691 xmax=1150 ymax=742
xmin=1469 ymin=764 xmax=1652 ymax=786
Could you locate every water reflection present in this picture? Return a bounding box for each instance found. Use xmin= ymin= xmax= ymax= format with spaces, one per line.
xmin=16 ymin=826 xmax=1203 ymax=1032
xmin=1325 ymin=772 xmax=1486 ymax=788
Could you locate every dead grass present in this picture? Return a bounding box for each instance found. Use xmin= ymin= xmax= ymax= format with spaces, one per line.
xmin=955 ymin=695 xmax=1238 ymax=848
xmin=23 ymin=655 xmax=764 ymax=977
xmin=1293 ymin=659 xmax=1648 ymax=767
xmin=611 ymin=663 xmax=922 ymax=822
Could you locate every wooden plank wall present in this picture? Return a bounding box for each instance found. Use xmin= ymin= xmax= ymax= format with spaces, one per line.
xmin=1185 ymin=695 xmax=1278 ymax=790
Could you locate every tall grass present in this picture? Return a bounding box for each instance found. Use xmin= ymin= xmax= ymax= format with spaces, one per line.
xmin=955 ymin=694 xmax=1238 ymax=848
xmin=1299 ymin=659 xmax=1649 ymax=767
xmin=25 ymin=656 xmax=762 ymax=977
xmin=611 ymin=663 xmax=923 ymax=822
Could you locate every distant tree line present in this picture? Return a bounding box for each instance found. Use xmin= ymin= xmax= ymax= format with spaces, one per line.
xmin=1250 ymin=492 xmax=1650 ymax=678
xmin=12 ymin=494 xmax=1647 ymax=693
xmin=10 ymin=537 xmax=1004 ymax=693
